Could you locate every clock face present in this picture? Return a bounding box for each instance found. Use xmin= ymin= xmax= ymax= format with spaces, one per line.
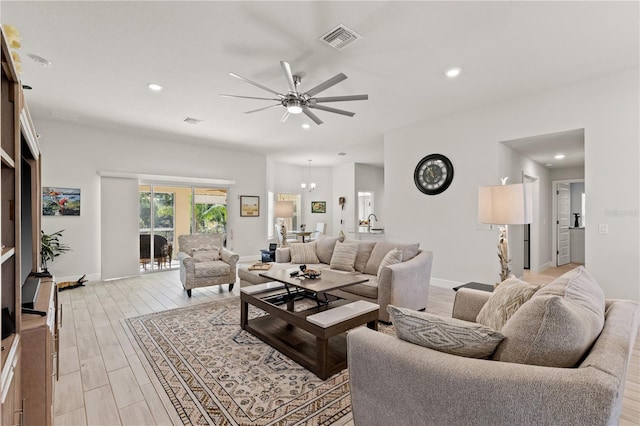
xmin=414 ymin=154 xmax=454 ymax=195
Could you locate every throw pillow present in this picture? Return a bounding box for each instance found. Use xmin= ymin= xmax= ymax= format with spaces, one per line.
xmin=192 ymin=248 xmax=220 ymax=262
xmin=315 ymin=235 xmax=340 ymax=264
xmin=329 ymin=242 xmax=359 ymax=272
xmin=493 ymin=266 xmax=605 ymax=367
xmin=475 ymin=277 xmax=539 ymax=331
xmin=377 ymin=248 xmax=402 ymax=280
xmin=364 ymin=241 xmax=420 ymax=275
xmin=290 ymin=242 xmax=319 ymax=264
xmin=388 ymin=305 xmax=505 ymax=359
xmin=345 ymin=239 xmax=376 ymax=273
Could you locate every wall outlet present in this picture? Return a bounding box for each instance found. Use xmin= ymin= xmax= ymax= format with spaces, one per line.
xmin=598 ymin=224 xmax=609 ymax=235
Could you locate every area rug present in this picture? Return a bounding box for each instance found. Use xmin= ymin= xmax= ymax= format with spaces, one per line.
xmin=125 ymin=297 xmax=367 ymax=425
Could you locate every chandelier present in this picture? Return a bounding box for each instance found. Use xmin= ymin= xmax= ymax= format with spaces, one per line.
xmin=301 ymin=159 xmax=316 ymax=192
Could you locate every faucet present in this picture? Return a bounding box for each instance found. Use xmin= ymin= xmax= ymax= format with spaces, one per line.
xmin=367 ymin=214 xmax=378 ymax=232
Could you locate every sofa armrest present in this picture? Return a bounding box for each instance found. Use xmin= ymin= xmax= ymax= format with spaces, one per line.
xmin=178 ymin=252 xmax=195 ymax=274
xmin=452 ymin=288 xmax=492 ymax=322
xmin=220 ymin=247 xmax=239 ymax=266
xmin=377 ymin=250 xmax=433 ymax=317
xmin=348 ymin=327 xmax=623 ymax=426
xmin=275 ymin=247 xmax=291 ymax=263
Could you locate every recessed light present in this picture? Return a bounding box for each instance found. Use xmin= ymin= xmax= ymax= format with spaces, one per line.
xmin=554 ymin=154 xmax=565 ymax=159
xmin=445 ymin=67 xmax=462 ymax=78
xmin=27 ymin=53 xmax=51 ymax=68
xmin=147 ymin=83 xmax=163 ymax=91
xmin=301 ymin=123 xmax=310 ymax=130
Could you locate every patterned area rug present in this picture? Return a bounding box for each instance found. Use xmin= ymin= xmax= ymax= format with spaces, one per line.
xmin=125 ymin=297 xmax=378 ymax=425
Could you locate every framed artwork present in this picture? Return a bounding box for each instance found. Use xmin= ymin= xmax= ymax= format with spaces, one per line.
xmin=240 ymin=195 xmax=260 ymax=217
xmin=311 ymin=201 xmax=326 ymax=214
xmin=43 ymin=186 xmax=81 ymax=216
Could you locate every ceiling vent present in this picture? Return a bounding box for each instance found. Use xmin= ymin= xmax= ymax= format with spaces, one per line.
xmin=183 ymin=117 xmax=203 ymax=125
xmin=320 ymin=24 xmax=361 ymax=50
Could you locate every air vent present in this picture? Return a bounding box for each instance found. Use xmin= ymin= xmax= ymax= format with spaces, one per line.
xmin=320 ymin=24 xmax=361 ymax=50
xmin=183 ymin=117 xmax=203 ymax=125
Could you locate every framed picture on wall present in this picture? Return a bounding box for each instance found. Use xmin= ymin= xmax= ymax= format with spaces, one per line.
xmin=43 ymin=186 xmax=81 ymax=216
xmin=311 ymin=201 xmax=326 ymax=214
xmin=240 ymin=195 xmax=260 ymax=217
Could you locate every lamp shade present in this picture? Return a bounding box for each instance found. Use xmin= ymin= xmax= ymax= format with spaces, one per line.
xmin=274 ymin=200 xmax=294 ymax=218
xmin=478 ymin=183 xmax=532 ymax=225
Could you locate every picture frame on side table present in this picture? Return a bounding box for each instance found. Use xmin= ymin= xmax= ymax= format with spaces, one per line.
xmin=240 ymin=195 xmax=260 ymax=217
xmin=311 ymin=201 xmax=326 ymax=214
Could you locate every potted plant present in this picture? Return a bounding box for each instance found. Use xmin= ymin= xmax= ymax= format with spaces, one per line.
xmin=41 ymin=229 xmax=71 ymax=276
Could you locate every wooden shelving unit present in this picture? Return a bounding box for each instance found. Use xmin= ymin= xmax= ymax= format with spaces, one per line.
xmin=0 ymin=26 xmax=44 ymax=425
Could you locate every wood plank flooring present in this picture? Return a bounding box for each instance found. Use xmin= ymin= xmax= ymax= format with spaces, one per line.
xmin=53 ymin=265 xmax=639 ymax=425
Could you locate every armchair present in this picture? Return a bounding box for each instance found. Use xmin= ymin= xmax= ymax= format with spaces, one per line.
xmin=177 ymin=234 xmax=238 ymax=296
xmin=348 ymin=288 xmax=639 ymax=425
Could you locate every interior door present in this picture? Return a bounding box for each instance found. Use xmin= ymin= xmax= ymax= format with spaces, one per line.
xmin=557 ymin=183 xmax=571 ymax=266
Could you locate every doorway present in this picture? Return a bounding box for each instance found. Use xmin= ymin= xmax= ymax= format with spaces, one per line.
xmin=552 ymin=179 xmax=585 ymax=267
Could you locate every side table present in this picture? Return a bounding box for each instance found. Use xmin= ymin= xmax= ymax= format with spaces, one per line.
xmin=452 ymin=282 xmax=494 ymax=292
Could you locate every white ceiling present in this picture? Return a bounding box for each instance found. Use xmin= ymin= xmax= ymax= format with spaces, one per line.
xmin=2 ymin=1 xmax=638 ymax=167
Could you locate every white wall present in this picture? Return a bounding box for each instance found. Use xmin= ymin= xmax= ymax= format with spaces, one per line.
xmin=36 ymin=119 xmax=267 ymax=281
xmin=385 ymin=69 xmax=639 ymax=300
xmin=550 ymin=166 xmax=585 ymax=181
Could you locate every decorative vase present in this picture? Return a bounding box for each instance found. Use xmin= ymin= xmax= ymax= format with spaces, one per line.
xmin=573 ymin=213 xmax=581 ymax=228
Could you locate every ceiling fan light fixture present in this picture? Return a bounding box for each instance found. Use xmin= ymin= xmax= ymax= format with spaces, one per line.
xmin=287 ymin=100 xmax=303 ymax=114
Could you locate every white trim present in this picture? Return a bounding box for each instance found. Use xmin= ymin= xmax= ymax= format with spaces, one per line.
xmin=20 ymin=108 xmax=40 ymax=159
xmin=97 ymin=170 xmax=236 ymax=187
xmin=430 ymin=277 xmax=465 ymax=289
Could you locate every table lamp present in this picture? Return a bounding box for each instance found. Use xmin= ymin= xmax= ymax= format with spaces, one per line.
xmin=478 ymin=180 xmax=532 ymax=285
xmin=275 ymin=201 xmax=294 ymax=246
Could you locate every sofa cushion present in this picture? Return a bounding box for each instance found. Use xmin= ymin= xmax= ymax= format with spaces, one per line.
xmin=388 ymin=305 xmax=505 ymax=359
xmin=290 ymin=242 xmax=320 ymax=264
xmin=377 ymin=248 xmax=402 ymax=280
xmin=179 ymin=233 xmax=225 ymax=256
xmin=476 ymin=277 xmax=539 ymax=331
xmin=344 ymin=239 xmax=376 ymax=273
xmin=192 ymin=248 xmax=220 ymax=262
xmin=194 ymin=261 xmax=230 ymax=278
xmin=364 ymin=241 xmax=420 ymax=275
xmin=493 ymin=267 xmax=605 ymax=367
xmin=341 ymin=277 xmax=379 ymax=299
xmin=330 ymin=242 xmax=359 ymax=272
xmin=315 ymin=235 xmax=340 ymax=264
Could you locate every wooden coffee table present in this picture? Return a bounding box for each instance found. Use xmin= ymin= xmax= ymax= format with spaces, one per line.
xmin=240 ymin=268 xmax=378 ymax=379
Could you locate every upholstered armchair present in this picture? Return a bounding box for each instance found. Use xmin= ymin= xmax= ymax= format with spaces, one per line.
xmin=177 ymin=234 xmax=238 ymax=296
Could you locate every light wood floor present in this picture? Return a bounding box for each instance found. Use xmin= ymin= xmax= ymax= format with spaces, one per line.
xmin=53 ymin=265 xmax=639 ymax=425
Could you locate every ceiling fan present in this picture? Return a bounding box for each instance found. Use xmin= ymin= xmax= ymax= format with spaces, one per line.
xmin=221 ymin=61 xmax=368 ymax=125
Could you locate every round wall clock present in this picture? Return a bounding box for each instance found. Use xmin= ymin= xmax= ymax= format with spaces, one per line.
xmin=414 ymin=154 xmax=454 ymax=195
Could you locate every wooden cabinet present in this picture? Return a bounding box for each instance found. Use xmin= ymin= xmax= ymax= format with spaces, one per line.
xmin=21 ymin=279 xmax=57 ymax=426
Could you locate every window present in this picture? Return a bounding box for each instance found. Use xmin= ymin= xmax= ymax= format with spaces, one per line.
xmin=192 ymin=187 xmax=227 ymax=234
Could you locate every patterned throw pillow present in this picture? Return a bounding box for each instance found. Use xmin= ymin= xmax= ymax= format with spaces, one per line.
xmin=290 ymin=242 xmax=320 ymax=264
xmin=388 ymin=305 xmax=505 ymax=359
xmin=475 ymin=278 xmax=539 ymax=331
xmin=192 ymin=248 xmax=220 ymax=262
xmin=377 ymin=248 xmax=402 ymax=280
xmin=329 ymin=242 xmax=359 ymax=272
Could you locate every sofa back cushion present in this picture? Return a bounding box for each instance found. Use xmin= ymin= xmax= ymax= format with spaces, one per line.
xmin=315 ymin=235 xmax=340 ymax=264
xmin=329 ymin=241 xmax=359 ymax=272
xmin=493 ymin=267 xmax=605 ymax=367
xmin=364 ymin=241 xmax=420 ymax=275
xmin=192 ymin=248 xmax=221 ymax=262
xmin=290 ymin=241 xmax=320 ymax=264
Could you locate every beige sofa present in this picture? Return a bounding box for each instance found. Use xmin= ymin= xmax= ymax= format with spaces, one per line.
xmin=348 ymin=281 xmax=640 ymax=425
xmin=238 ymin=236 xmax=433 ymax=322
xmin=177 ymin=234 xmax=239 ymax=296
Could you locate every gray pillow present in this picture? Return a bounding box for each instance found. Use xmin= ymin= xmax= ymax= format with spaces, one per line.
xmin=364 ymin=241 xmax=420 ymax=275
xmin=315 ymin=235 xmax=339 ymax=264
xmin=344 ymin=239 xmax=376 ymax=273
xmin=329 ymin=242 xmax=359 ymax=272
xmin=476 ymin=277 xmax=539 ymax=331
xmin=388 ymin=305 xmax=505 ymax=359
xmin=290 ymin=242 xmax=319 ymax=264
xmin=493 ymin=267 xmax=605 ymax=367
xmin=377 ymin=248 xmax=402 ymax=280
xmin=192 ymin=248 xmax=220 ymax=262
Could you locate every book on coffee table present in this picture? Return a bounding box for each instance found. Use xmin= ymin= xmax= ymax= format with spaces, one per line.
xmin=248 ymin=263 xmax=272 ymax=271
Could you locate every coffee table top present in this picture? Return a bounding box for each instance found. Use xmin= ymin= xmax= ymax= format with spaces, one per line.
xmin=259 ymin=268 xmax=368 ymax=293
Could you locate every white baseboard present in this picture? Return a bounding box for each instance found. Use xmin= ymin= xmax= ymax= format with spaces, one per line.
xmin=239 ymin=255 xmax=260 ymax=263
xmin=534 ymin=261 xmax=552 ymax=273
xmin=55 ymin=272 xmax=101 ymax=284
xmin=430 ymin=277 xmax=465 ymax=290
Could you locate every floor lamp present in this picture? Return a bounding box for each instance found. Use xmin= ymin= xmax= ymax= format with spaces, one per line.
xmin=275 ymin=201 xmax=294 ymax=247
xmin=478 ymin=181 xmax=532 ymax=285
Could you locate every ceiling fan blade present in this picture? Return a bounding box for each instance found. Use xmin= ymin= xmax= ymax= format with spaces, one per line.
xmin=312 ymin=94 xmax=369 ymax=103
xmin=280 ymin=61 xmax=297 ymax=93
xmin=280 ymin=111 xmax=291 ymax=123
xmin=308 ymin=104 xmax=355 ymax=117
xmin=220 ymin=94 xmax=282 ymax=101
xmin=304 ymin=73 xmax=347 ymax=97
xmin=244 ymin=104 xmax=281 ymax=114
xmin=303 ymin=108 xmax=323 ymax=125
xmin=229 ymin=72 xmax=283 ymax=97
